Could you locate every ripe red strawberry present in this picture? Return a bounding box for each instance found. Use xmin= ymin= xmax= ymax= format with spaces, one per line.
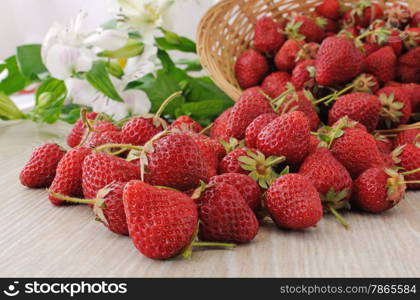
xmin=235 ymin=49 xmax=269 ymax=89
xmin=397 ymin=64 xmax=420 ymax=83
xmin=209 ymin=173 xmax=261 ymax=210
xmin=82 ymin=153 xmax=140 ymax=199
xmin=374 ymin=134 xmax=393 ymax=154
xmin=49 ymin=181 xmax=129 ymax=235
xmin=403 ymin=28 xmax=420 ymax=49
xmin=171 ymin=116 xmax=203 ymax=133
xmin=316 ymin=0 xmax=342 ymax=20
xmin=376 ymin=87 xmax=412 ymax=128
xmin=256 ymin=111 xmax=310 ymax=165
xmin=189 ymin=133 xmax=224 ymax=179
xmin=123 ymin=180 xmax=198 ymax=259
xmin=394 ymin=129 xmax=420 ymax=147
xmin=121 ymin=117 xmax=164 ymax=146
xmin=67 ymin=112 xmax=98 ymax=147
xmin=299 ymin=147 xmax=352 ymax=224
xmin=328 ymin=92 xmax=381 ymax=132
xmin=286 ymin=16 xmax=325 ymax=43
xmin=343 ymin=2 xmax=383 ymax=28
xmin=210 ymin=107 xmax=232 ymax=141
xmin=398 ymin=144 xmax=420 ymax=190
xmin=274 ymin=39 xmax=304 ymax=72
xmin=353 ymin=168 xmax=406 ymax=212
xmin=308 ymin=135 xmax=321 ymax=154
xmin=48 ymin=147 xmax=92 ymax=206
xmin=253 ymin=16 xmax=285 ymax=53
xmin=261 ymin=72 xmax=291 ymax=99
xmin=194 ymin=182 xmax=258 ymax=243
xmin=362 ymin=42 xmax=380 ymax=56
xmin=225 ymin=88 xmax=274 ymax=139
xmin=274 ymin=90 xmax=320 ymax=131
xmin=291 ymin=59 xmax=316 ymax=91
xmin=218 ymin=148 xmax=248 ymax=175
xmin=20 ymin=143 xmax=66 ymax=188
xmin=145 ymin=133 xmax=209 ymax=190
xmin=364 ymin=46 xmax=396 ymax=84
xmin=84 ymin=129 xmax=122 ymax=148
xmin=384 ymin=3 xmax=411 ymax=29
xmin=323 ymin=18 xmax=340 ymax=34
xmin=245 ymin=113 xmax=278 ymax=148
xmin=315 ymin=36 xmax=364 ymax=86
xmin=400 ymin=83 xmax=420 ymax=112
xmin=411 ymin=11 xmax=420 ymax=27
xmin=265 ymin=174 xmax=323 ymax=230
xmin=328 ymin=125 xmax=384 ymax=178
xmin=398 ymin=46 xmax=420 ymax=67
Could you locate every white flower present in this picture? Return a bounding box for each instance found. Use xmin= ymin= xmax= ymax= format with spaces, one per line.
xmin=112 ymin=0 xmax=174 ymax=41
xmin=123 ymin=43 xmax=158 ymax=81
xmin=84 ymin=29 xmax=129 ymax=51
xmin=42 ymin=11 xmax=95 ymax=80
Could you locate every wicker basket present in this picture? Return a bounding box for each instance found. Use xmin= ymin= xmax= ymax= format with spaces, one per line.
xmin=197 ymin=0 xmax=419 ymax=101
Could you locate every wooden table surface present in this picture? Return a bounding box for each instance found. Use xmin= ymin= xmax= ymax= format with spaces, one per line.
xmin=0 ymin=120 xmax=419 ymax=278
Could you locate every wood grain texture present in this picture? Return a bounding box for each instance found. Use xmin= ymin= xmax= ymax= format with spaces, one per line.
xmin=0 ymin=121 xmax=419 ymax=278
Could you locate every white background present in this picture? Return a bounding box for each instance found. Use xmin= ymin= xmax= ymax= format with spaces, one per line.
xmin=0 ymin=0 xmax=216 ymax=58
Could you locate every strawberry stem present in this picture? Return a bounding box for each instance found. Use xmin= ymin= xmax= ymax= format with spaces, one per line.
xmin=154 ymin=91 xmax=183 ymax=120
xmin=192 ymin=241 xmax=236 ymax=248
xmin=49 ymin=190 xmax=95 ymax=204
xmin=313 ymin=84 xmax=354 ymax=105
xmin=95 ymin=143 xmax=143 ymax=152
xmin=327 ymin=205 xmax=349 ymax=229
xmin=375 ymin=122 xmax=420 ymax=134
xmin=265 ymin=156 xmax=286 ymax=167
xmin=400 ymin=168 xmax=420 ymax=176
xmin=199 ymin=123 xmax=213 ymax=135
xmin=399 ymin=180 xmax=420 ymax=184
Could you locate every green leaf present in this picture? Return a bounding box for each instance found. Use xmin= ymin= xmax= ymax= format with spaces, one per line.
xmin=60 ymin=104 xmax=85 ymax=124
xmin=86 ymin=61 xmax=123 ymax=102
xmin=157 ymin=49 xmax=189 ymax=82
xmin=175 ymin=99 xmax=233 ymax=122
xmin=16 ymin=44 xmax=47 ymax=79
xmin=0 ymin=56 xmax=30 ymax=95
xmin=176 ymin=58 xmax=203 ymax=72
xmin=136 ymin=72 xmax=185 ymax=115
xmin=29 ymin=78 xmax=67 ymax=124
xmin=182 ymin=76 xmax=232 ymax=103
xmin=155 ymin=29 xmax=196 ymax=53
xmin=98 ymin=39 xmax=144 ymax=59
xmin=0 ymin=92 xmax=26 ymax=120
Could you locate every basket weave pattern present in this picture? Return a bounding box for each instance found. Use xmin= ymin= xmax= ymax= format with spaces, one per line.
xmin=197 ymin=0 xmax=417 ymax=101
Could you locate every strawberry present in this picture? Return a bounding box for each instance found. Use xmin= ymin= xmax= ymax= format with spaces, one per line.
xmin=316 ymin=0 xmax=342 ymax=20
xmin=323 ymin=18 xmax=340 ymax=34
xmin=398 ymin=144 xmax=420 ymax=189
xmin=362 ymin=42 xmax=380 ymax=56
xmin=273 ymin=89 xmax=320 ymax=131
xmin=261 ymin=72 xmax=291 ymax=99
xmin=299 ymin=147 xmax=352 ymax=226
xmin=121 ymin=117 xmax=164 ymax=146
xmin=364 ymin=46 xmax=396 ymax=84
xmin=398 ymin=46 xmax=420 ymax=68
xmin=219 ymin=148 xmax=248 ymax=175
xmin=20 ymin=143 xmax=65 ymax=188
xmin=50 ymin=181 xmax=129 ymax=235
xmin=376 ymin=87 xmax=412 ymax=128
xmin=351 ymin=73 xmax=379 ymax=94
xmin=394 ymin=129 xmax=420 ymax=147
xmin=210 ymin=107 xmax=232 ymax=140
xmin=256 ymin=111 xmax=310 ymax=165
xmin=403 ymin=28 xmax=420 ymax=49
xmin=397 ymin=64 xmax=420 ymax=83
xmin=245 ymin=113 xmax=278 ymax=148
xmin=235 ymin=49 xmax=269 ymax=89
xmin=67 ymin=112 xmax=98 ymax=147
xmin=82 ymin=153 xmax=140 ymax=199
xmin=189 ymin=133 xmax=224 ymax=179
xmin=145 ymin=133 xmax=209 ymax=190
xmin=274 ymin=39 xmax=304 ymax=72
xmin=325 ymin=122 xmax=384 ymax=178
xmin=308 ymin=135 xmax=321 ymax=154
xmin=48 ymin=147 xmax=92 ymax=206
xmin=84 ymin=129 xmax=122 ymax=149
xmin=253 ymin=16 xmax=285 ymax=53
xmin=194 ymin=182 xmax=259 ymax=243
xmin=123 ymin=180 xmax=198 ymax=259
xmin=265 ymin=174 xmax=323 ymax=230
xmin=291 ymin=59 xmax=316 ymax=91
xmin=315 ymin=36 xmax=364 ymax=86
xmin=384 ymin=3 xmax=411 ymax=29
xmin=171 ymin=116 xmax=203 ymax=133
xmin=225 ymin=87 xmax=274 ymax=139
xmin=328 ymin=92 xmax=381 ymax=132
xmin=343 ymin=2 xmax=383 ymax=28
xmin=209 ymin=173 xmax=261 ymax=210
xmin=285 ymin=16 xmax=325 ymax=43
xmin=411 ymin=11 xmax=420 ymax=27
xmin=353 ymin=168 xmax=406 ymax=213
xmin=374 ymin=134 xmax=394 ymax=154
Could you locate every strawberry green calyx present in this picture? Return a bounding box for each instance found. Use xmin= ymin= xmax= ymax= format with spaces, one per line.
xmin=284 ymin=18 xmax=305 ymax=41
xmin=238 ymin=150 xmax=286 ymax=189
xmin=180 ymin=223 xmax=236 ymax=259
xmin=352 ymin=74 xmax=377 ymax=94
xmin=271 ymin=83 xmax=299 ymax=114
xmin=384 ymin=168 xmax=406 ymax=204
xmin=295 ymin=43 xmax=319 ymax=62
xmin=402 ymin=30 xmax=420 ymax=50
xmin=190 ymin=181 xmax=214 ymax=200
xmin=220 ymin=137 xmax=245 ymax=154
xmin=320 ymin=187 xmax=350 ymax=229
xmin=379 ymin=92 xmax=404 ymax=127
xmin=315 ymin=17 xmax=328 ymax=29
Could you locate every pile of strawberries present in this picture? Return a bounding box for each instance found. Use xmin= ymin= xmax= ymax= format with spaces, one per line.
xmin=20 ymin=0 xmax=420 ymax=260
